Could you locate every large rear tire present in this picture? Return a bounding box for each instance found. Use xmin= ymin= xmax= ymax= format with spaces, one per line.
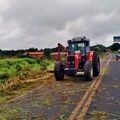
xmin=84 ymin=61 xmax=93 ymax=81
xmin=93 ymin=53 xmax=100 ymax=77
xmin=54 ymin=62 xmax=65 ymax=81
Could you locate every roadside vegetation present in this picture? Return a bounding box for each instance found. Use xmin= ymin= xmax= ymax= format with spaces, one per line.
xmin=91 ymin=44 xmax=107 ymax=57
xmin=0 ymin=58 xmax=54 ymax=80
xmin=0 ymin=57 xmax=55 ymax=104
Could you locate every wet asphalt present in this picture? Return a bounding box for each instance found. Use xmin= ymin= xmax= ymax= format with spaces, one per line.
xmin=86 ymin=56 xmax=120 ymax=120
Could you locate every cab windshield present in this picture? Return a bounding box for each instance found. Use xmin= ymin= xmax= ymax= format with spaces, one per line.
xmin=69 ymin=42 xmax=85 ymax=54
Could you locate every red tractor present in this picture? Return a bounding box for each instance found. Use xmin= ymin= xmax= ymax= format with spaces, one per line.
xmin=54 ymin=37 xmax=100 ymax=81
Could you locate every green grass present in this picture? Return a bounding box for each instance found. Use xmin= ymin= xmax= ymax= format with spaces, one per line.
xmin=0 ymin=58 xmax=55 ymax=104
xmin=0 ymin=58 xmax=54 ymax=81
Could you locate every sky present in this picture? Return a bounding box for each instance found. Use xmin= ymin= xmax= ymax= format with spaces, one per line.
xmin=0 ymin=0 xmax=120 ymax=50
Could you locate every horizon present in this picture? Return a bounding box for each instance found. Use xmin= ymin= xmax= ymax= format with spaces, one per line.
xmin=0 ymin=43 xmax=115 ymax=51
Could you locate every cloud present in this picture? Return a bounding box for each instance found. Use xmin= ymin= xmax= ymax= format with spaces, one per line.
xmin=0 ymin=0 xmax=10 ymax=13
xmin=0 ymin=0 xmax=120 ymax=49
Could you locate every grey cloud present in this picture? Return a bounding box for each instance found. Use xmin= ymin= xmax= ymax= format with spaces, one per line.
xmin=0 ymin=0 xmax=120 ymax=49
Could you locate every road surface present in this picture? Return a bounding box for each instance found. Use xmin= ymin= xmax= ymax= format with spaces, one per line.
xmin=85 ymin=55 xmax=120 ymax=120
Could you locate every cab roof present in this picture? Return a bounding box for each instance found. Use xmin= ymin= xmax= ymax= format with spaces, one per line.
xmin=68 ymin=36 xmax=90 ymax=43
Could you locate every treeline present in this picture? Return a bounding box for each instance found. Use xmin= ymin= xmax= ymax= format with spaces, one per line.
xmin=108 ymin=43 xmax=120 ymax=52
xmin=0 ymin=47 xmax=58 ymax=58
xmin=0 ymin=48 xmax=37 ymax=58
xmin=91 ymin=43 xmax=120 ymax=54
xmin=91 ymin=44 xmax=107 ymax=53
xmin=0 ymin=43 xmax=120 ymax=58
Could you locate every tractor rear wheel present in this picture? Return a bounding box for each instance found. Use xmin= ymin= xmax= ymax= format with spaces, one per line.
xmin=93 ymin=53 xmax=100 ymax=77
xmin=84 ymin=61 xmax=93 ymax=81
xmin=54 ymin=62 xmax=65 ymax=81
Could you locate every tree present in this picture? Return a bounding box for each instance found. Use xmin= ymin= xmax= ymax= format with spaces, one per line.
xmin=91 ymin=44 xmax=106 ymax=53
xmin=44 ymin=48 xmax=51 ymax=58
xmin=28 ymin=47 xmax=38 ymax=52
xmin=109 ymin=43 xmax=120 ymax=51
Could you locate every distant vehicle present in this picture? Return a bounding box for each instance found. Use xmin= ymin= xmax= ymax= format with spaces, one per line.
xmin=116 ymin=54 xmax=120 ymax=61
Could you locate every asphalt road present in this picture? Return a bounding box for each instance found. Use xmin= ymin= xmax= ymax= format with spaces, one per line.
xmin=86 ymin=55 xmax=120 ymax=120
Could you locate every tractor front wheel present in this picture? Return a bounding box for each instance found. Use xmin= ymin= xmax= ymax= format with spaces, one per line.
xmin=54 ymin=62 xmax=65 ymax=81
xmin=93 ymin=53 xmax=100 ymax=77
xmin=84 ymin=61 xmax=93 ymax=81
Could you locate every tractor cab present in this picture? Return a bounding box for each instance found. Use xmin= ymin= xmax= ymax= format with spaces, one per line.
xmin=65 ymin=37 xmax=90 ymax=75
xmin=68 ymin=37 xmax=90 ymax=56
